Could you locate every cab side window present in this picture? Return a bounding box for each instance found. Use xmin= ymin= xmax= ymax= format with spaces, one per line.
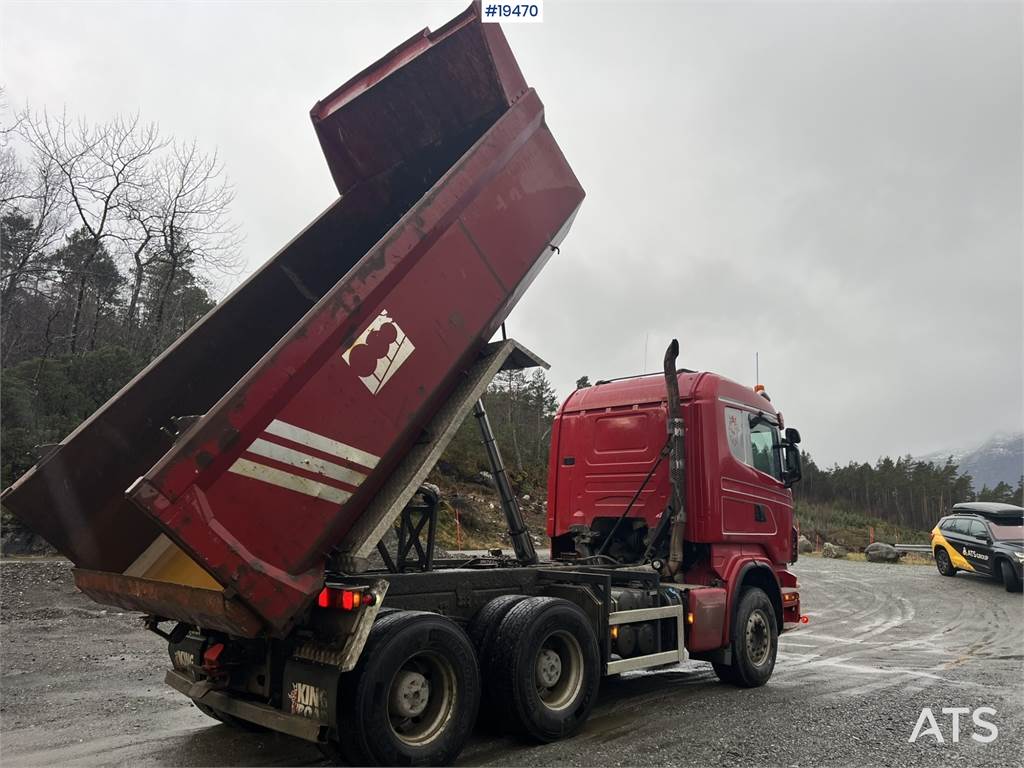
xmin=723 ymin=406 xmax=782 ymax=481
xmin=724 ymin=407 xmax=752 ymax=465
xmin=950 ymin=519 xmax=970 ymax=535
xmin=968 ymin=520 xmax=988 ymax=539
xmin=750 ymin=422 xmax=782 ymax=480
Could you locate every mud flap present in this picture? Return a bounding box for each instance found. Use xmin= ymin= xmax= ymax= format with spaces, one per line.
xmin=282 ymin=660 xmax=340 ymax=728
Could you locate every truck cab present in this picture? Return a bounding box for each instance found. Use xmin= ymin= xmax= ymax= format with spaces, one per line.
xmin=548 ymin=370 xmax=804 ymax=656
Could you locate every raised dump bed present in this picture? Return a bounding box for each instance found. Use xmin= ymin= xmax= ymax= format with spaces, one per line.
xmin=1 ymin=4 xmax=584 ymax=637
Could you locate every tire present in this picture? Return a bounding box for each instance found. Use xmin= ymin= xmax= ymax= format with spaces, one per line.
xmin=711 ymin=661 xmax=740 ymax=685
xmin=320 ymin=610 xmax=480 ymax=767
xmin=713 ymin=587 xmax=778 ymax=688
xmin=1000 ymin=560 xmax=1023 ymax=593
xmin=468 ymin=594 xmax=530 ymax=664
xmin=935 ymin=547 xmax=957 ymax=577
xmin=485 ymin=596 xmax=600 ymax=743
xmin=468 ymin=594 xmax=530 ymax=730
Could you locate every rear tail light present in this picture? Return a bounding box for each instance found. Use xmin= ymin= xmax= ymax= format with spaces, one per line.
xmin=317 ymin=587 xmax=375 ymax=611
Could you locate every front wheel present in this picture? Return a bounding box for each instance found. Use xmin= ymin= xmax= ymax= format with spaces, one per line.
xmin=713 ymin=587 xmax=778 ymax=688
xmin=1000 ymin=560 xmax=1022 ymax=593
xmin=935 ymin=547 xmax=957 ymax=577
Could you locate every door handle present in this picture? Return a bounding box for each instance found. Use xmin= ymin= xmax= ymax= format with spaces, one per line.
xmin=754 ymin=504 xmax=767 ymax=522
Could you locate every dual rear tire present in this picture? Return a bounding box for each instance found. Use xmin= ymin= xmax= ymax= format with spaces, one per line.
xmin=319 ymin=597 xmax=601 ymax=765
xmin=477 ymin=596 xmax=601 ymax=742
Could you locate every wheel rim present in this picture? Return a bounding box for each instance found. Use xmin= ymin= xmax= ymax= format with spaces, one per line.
xmin=745 ymin=609 xmax=772 ymax=667
xmin=387 ymin=651 xmax=457 ymax=747
xmin=534 ymin=630 xmax=584 ymax=711
xmin=937 ymin=550 xmax=949 ymax=572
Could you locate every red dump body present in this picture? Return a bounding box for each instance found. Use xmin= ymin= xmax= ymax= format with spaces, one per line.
xmin=1 ymin=5 xmax=584 ymax=637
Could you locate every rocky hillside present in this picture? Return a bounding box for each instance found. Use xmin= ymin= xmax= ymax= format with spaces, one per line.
xmin=918 ymin=431 xmax=1023 ymax=491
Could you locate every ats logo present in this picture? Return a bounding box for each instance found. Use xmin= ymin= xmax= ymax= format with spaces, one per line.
xmin=289 ymin=682 xmax=329 ymax=720
xmin=963 ymin=548 xmax=989 ymax=561
xmin=342 ymin=310 xmax=414 ymax=395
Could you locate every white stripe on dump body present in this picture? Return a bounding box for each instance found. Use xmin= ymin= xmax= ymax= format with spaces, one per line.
xmin=264 ymin=419 xmax=380 ymax=470
xmin=246 ymin=438 xmax=367 ymax=488
xmin=228 ymin=458 xmax=352 ymax=505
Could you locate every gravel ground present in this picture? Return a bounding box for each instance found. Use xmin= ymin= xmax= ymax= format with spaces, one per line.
xmin=1 ymin=556 xmax=1021 ymax=767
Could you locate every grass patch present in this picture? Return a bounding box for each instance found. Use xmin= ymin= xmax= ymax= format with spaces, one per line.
xmin=796 ymin=502 xmax=930 ymax=550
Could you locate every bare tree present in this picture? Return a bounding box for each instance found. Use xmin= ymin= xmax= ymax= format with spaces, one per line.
xmin=16 ymin=110 xmax=166 ymax=353
xmin=144 ymin=139 xmax=240 ymax=349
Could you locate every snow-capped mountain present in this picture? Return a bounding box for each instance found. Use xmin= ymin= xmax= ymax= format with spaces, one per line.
xmin=918 ymin=431 xmax=1023 ymax=490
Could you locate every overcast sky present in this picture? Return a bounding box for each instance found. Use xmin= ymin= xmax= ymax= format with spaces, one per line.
xmin=3 ymin=1 xmax=1021 ymax=467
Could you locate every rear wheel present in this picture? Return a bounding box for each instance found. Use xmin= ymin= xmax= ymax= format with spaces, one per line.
xmin=935 ymin=547 xmax=956 ymax=577
xmin=712 ymin=587 xmax=777 ymax=688
xmin=484 ymin=596 xmax=600 ymax=743
xmin=319 ymin=610 xmax=480 ymax=766
xmin=1000 ymin=560 xmax=1022 ymax=593
xmin=468 ymin=594 xmax=529 ymax=729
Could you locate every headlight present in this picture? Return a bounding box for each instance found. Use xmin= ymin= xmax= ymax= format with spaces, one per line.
xmin=1014 ymin=552 xmax=1024 ymax=563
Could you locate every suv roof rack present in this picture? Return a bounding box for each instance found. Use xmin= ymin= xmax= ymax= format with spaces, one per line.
xmin=951 ymin=502 xmax=1024 ymax=520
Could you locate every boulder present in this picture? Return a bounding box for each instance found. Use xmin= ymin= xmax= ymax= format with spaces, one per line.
xmin=798 ymin=535 xmax=814 ymax=554
xmin=471 ymin=471 xmax=495 ymax=488
xmin=864 ymin=542 xmax=900 ymax=563
xmin=822 ymin=542 xmax=847 ymax=559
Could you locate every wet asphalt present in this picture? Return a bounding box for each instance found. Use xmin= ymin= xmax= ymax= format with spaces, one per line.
xmin=1 ymin=556 xmax=1021 ymax=767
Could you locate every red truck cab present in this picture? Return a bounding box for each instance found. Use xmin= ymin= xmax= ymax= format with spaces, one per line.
xmin=547 ymin=369 xmax=804 ymax=653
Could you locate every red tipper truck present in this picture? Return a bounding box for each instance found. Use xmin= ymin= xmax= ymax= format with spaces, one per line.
xmin=1 ymin=4 xmax=804 ymax=765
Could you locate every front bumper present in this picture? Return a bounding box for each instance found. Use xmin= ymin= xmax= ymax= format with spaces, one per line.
xmin=166 ymin=670 xmax=327 ymax=743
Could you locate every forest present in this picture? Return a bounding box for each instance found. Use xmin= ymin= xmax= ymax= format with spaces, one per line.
xmin=1 ymin=109 xmax=237 ymax=487
xmin=1 ymin=108 xmax=1019 ymax=541
xmin=794 ymin=452 xmax=1023 ymax=532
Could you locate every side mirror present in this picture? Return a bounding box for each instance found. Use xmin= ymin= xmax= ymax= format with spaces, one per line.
xmin=781 ymin=428 xmax=802 ymax=488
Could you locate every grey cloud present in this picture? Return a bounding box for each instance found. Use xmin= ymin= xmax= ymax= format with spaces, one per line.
xmin=4 ymin=1 xmax=1020 ymax=466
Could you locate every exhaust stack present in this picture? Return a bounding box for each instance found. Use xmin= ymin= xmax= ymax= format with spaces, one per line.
xmin=662 ymin=339 xmax=686 ymax=579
